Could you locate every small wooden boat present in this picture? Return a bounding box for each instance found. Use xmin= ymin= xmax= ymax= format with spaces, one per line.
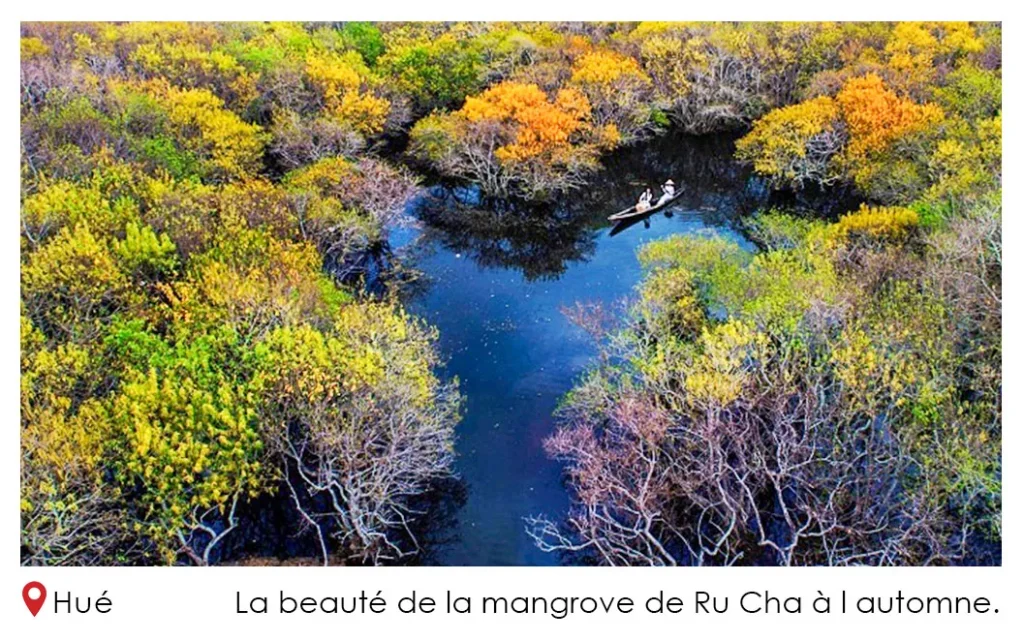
xmin=609 ymin=215 xmax=650 ymax=237
xmin=607 ymin=188 xmax=685 ymax=222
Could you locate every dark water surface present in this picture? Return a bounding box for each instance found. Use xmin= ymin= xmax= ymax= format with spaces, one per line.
xmin=395 ymin=135 xmax=775 ymax=565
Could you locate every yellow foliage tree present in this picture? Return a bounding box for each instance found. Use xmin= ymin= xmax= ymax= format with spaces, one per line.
xmin=22 ymin=223 xmax=129 ymax=342
xmin=110 ymin=359 xmax=267 ymax=565
xmin=304 ymin=50 xmax=390 ymax=136
xmin=129 ymin=41 xmax=258 ymax=111
xmin=885 ymin=22 xmax=983 ymax=90
xmin=734 ymin=96 xmax=842 ymax=187
xmin=123 ymin=79 xmax=268 ymax=182
xmin=829 ymin=204 xmax=919 ymax=245
xmin=569 ymin=49 xmax=654 ymax=143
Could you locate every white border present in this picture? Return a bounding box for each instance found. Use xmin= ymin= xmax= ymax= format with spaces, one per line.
xmin=2 ymin=4 xmax=1017 ymax=639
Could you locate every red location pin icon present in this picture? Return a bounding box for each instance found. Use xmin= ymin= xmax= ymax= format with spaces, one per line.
xmin=23 ymin=581 xmax=46 ymax=617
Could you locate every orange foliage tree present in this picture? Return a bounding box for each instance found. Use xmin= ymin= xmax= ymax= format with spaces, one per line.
xmin=460 ymin=82 xmax=592 ymax=162
xmin=836 ymin=74 xmax=943 ymax=160
xmin=738 ymin=73 xmax=944 ymax=198
xmin=410 ymin=81 xmax=603 ymax=198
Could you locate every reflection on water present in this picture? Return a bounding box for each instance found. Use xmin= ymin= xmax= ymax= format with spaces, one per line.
xmin=406 ymin=134 xmax=774 ymax=283
xmin=394 ymin=134 xmax=830 ymax=565
xmin=409 ymin=191 xmax=601 ymax=282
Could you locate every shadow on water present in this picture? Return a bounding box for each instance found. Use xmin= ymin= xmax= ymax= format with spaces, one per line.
xmin=403 ymin=132 xmax=852 ymax=284
xmin=406 ymin=134 xmax=767 ymax=281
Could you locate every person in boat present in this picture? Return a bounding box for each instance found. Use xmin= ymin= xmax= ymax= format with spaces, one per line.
xmin=656 ymin=179 xmax=676 ymax=206
xmin=636 ymin=188 xmax=653 ymax=212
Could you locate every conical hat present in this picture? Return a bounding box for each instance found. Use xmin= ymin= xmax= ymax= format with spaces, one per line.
xmin=664 ymin=179 xmax=675 ymax=185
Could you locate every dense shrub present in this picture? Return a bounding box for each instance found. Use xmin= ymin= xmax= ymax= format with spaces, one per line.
xmin=20 ymin=21 xmax=461 ymax=566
